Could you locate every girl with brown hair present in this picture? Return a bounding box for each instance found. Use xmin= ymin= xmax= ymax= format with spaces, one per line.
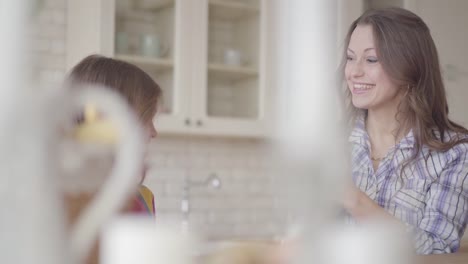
xmin=65 ymin=54 xmax=162 ymax=263
xmin=342 ymin=7 xmax=468 ymax=254
xmin=67 ymin=54 xmax=161 ymax=216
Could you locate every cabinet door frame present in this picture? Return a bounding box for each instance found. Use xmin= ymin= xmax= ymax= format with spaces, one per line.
xmin=66 ymin=0 xmax=271 ymax=138
xmin=155 ymin=0 xmax=194 ymax=135
xmin=66 ymin=0 xmax=194 ymax=134
xmin=190 ymin=0 xmax=269 ymax=137
xmin=66 ymin=0 xmax=115 ymax=70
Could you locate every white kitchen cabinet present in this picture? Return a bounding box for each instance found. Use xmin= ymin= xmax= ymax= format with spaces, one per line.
xmin=66 ymin=0 xmax=271 ymax=137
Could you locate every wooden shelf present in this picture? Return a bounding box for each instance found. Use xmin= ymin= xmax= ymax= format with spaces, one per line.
xmin=116 ymin=10 xmax=155 ymax=22
xmin=208 ymin=63 xmax=258 ymax=80
xmin=134 ymin=0 xmax=174 ymax=11
xmin=115 ymin=54 xmax=173 ymax=71
xmin=209 ymin=0 xmax=259 ymax=20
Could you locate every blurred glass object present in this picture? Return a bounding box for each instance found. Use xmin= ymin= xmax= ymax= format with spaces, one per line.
xmin=270 ymin=1 xmax=413 ymax=264
xmin=0 ymin=21 xmax=146 ymax=261
xmin=271 ymin=0 xmax=344 ymax=239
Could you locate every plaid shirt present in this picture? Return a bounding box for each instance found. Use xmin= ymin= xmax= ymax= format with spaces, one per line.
xmin=350 ymin=115 xmax=468 ymax=254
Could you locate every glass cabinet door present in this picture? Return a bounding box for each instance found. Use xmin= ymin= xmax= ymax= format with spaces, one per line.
xmin=110 ymin=0 xmax=267 ymax=136
xmin=205 ymin=0 xmax=261 ymax=120
xmin=113 ymin=0 xmax=195 ymax=134
xmin=67 ymin=0 xmax=269 ymax=137
xmin=114 ymin=0 xmax=176 ymax=115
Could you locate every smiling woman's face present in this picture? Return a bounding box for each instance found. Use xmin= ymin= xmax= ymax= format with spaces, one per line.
xmin=345 ymin=25 xmax=402 ymax=111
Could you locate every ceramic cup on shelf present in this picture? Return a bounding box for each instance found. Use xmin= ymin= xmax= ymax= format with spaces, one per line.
xmin=140 ymin=33 xmax=168 ymax=58
xmin=115 ymin=31 xmax=129 ymax=54
xmin=223 ymin=48 xmax=245 ymax=66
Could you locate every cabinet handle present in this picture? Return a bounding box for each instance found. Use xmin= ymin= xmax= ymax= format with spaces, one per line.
xmin=196 ymin=120 xmax=203 ymax=126
xmin=185 ymin=118 xmax=191 ymax=126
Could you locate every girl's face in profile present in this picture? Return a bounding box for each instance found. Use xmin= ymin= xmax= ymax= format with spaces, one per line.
xmin=140 ymin=118 xmax=157 ymax=182
xmin=345 ymin=25 xmax=402 ymax=112
xmin=145 ymin=120 xmax=157 ymax=143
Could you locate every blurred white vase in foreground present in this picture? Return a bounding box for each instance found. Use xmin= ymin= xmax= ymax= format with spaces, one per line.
xmin=0 ymin=83 xmax=145 ymax=264
xmin=271 ymin=0 xmax=345 ymax=239
xmin=0 ymin=2 xmax=145 ymax=263
xmin=102 ymin=216 xmax=195 ymax=264
xmin=271 ymin=1 xmax=412 ymax=264
xmin=322 ymin=220 xmax=413 ymax=264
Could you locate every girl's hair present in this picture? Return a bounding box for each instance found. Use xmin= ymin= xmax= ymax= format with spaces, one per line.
xmin=341 ymin=7 xmax=468 ymax=164
xmin=68 ymin=54 xmax=162 ymax=124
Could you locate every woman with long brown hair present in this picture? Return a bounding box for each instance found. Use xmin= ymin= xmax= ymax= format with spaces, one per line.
xmin=341 ymin=7 xmax=468 ymax=254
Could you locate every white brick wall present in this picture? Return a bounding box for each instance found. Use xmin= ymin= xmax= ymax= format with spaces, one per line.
xmin=145 ymin=136 xmax=279 ymax=239
xmin=31 ymin=0 xmax=279 ymax=240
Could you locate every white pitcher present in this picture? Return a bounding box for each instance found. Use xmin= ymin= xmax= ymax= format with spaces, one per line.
xmin=0 ymin=1 xmax=145 ymax=262
xmin=63 ymin=86 xmax=146 ymax=263
xmin=0 ymin=85 xmax=145 ymax=264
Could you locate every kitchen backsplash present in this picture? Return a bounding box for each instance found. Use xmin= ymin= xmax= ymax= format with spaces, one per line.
xmin=31 ymin=0 xmax=280 ymax=240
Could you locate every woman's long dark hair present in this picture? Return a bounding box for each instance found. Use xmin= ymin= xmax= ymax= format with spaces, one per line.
xmin=341 ymin=7 xmax=468 ymax=166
